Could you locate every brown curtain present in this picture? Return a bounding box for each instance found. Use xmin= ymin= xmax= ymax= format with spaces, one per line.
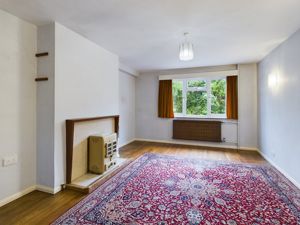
xmin=158 ymin=80 xmax=174 ymax=118
xmin=226 ymin=76 xmax=238 ymax=119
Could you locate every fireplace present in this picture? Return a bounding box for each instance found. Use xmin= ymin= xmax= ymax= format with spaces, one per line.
xmin=65 ymin=115 xmax=128 ymax=193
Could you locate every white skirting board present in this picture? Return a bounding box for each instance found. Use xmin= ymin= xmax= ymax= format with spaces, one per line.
xmin=118 ymin=139 xmax=136 ymax=148
xmin=36 ymin=185 xmax=61 ymax=194
xmin=238 ymin=146 xmax=259 ymax=151
xmin=0 ymin=185 xmax=36 ymax=207
xmin=0 ymin=184 xmax=62 ymax=207
xmin=258 ymin=151 xmax=300 ymax=189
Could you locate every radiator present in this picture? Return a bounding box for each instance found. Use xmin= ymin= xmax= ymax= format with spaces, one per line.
xmin=88 ymin=133 xmax=118 ymax=174
xmin=173 ymin=119 xmax=222 ymax=142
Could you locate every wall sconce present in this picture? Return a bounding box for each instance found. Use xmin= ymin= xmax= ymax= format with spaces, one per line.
xmin=268 ymin=72 xmax=279 ymax=89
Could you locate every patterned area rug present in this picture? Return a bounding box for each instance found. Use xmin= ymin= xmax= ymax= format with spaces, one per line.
xmin=52 ymin=153 xmax=300 ymax=225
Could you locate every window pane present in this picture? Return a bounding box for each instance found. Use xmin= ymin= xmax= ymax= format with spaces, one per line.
xmin=172 ymin=80 xmax=183 ymax=114
xmin=188 ymin=80 xmax=206 ymax=88
xmin=187 ymin=91 xmax=207 ymax=116
xmin=211 ymin=79 xmax=226 ymax=114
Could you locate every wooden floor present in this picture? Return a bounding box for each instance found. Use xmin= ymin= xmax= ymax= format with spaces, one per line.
xmin=0 ymin=141 xmax=266 ymax=225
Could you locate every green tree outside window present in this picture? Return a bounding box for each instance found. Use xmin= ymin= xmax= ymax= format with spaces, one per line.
xmin=172 ymin=78 xmax=226 ymax=117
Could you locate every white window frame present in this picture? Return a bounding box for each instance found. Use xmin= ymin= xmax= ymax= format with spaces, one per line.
xmin=173 ymin=76 xmax=227 ymax=119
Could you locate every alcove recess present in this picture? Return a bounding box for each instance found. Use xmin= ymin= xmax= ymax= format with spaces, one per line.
xmin=65 ymin=115 xmax=129 ymax=193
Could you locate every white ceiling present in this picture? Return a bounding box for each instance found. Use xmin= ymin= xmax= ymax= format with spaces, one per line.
xmin=1 ymin=0 xmax=300 ymax=72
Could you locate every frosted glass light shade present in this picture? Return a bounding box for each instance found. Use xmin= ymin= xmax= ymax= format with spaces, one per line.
xmin=179 ymin=42 xmax=194 ymax=61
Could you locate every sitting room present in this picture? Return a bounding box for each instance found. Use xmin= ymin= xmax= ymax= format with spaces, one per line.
xmin=0 ymin=1 xmax=299 ymax=224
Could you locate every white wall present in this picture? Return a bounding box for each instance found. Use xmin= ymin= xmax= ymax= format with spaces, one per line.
xmin=54 ymin=23 xmax=119 ymax=188
xmin=0 ymin=9 xmax=37 ymax=203
xmin=119 ymin=71 xmax=136 ymax=146
xmin=238 ymin=64 xmax=258 ymax=149
xmin=258 ymin=28 xmax=300 ymax=186
xmin=135 ymin=64 xmax=258 ymax=149
xmin=36 ymin=23 xmax=55 ymax=189
xmin=135 ymin=72 xmax=174 ymax=142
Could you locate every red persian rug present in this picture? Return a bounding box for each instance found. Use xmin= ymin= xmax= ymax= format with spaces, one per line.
xmin=52 ymin=153 xmax=300 ymax=225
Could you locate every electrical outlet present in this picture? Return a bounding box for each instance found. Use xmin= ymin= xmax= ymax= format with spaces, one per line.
xmin=2 ymin=154 xmax=18 ymax=167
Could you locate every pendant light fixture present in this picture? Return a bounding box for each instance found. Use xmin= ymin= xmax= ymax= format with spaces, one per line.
xmin=179 ymin=32 xmax=194 ymax=61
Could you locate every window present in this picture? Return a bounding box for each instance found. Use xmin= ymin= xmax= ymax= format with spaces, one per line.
xmin=172 ymin=77 xmax=226 ymax=118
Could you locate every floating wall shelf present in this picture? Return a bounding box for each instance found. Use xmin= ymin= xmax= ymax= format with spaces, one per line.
xmin=35 ymin=77 xmax=48 ymax=82
xmin=35 ymin=52 xmax=48 ymax=57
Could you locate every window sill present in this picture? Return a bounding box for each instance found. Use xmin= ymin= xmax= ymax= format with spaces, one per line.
xmin=174 ymin=116 xmax=238 ymax=124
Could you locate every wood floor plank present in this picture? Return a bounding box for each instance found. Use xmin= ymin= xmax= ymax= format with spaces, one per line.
xmin=0 ymin=141 xmax=266 ymax=225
